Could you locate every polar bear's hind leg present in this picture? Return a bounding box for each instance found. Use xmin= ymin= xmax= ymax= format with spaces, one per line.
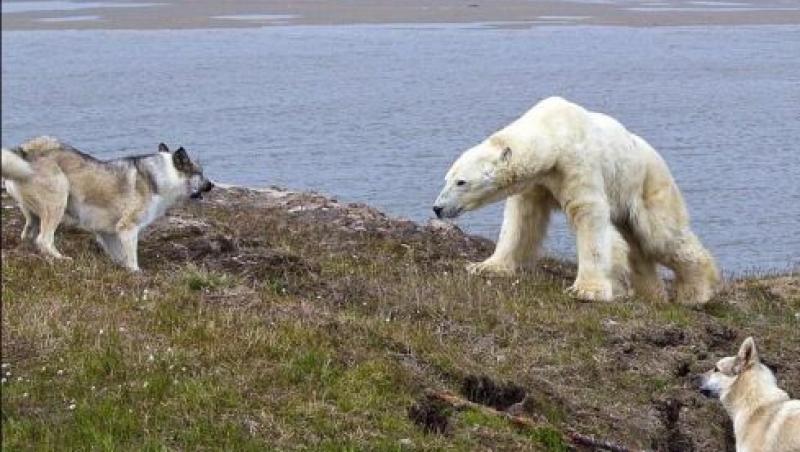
xmin=630 ymin=191 xmax=719 ymax=306
xmin=663 ymin=231 xmax=719 ymax=306
xmin=626 ymin=233 xmax=667 ymax=302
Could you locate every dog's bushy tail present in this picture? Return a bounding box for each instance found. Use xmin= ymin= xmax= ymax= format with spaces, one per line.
xmin=2 ymin=148 xmax=34 ymax=181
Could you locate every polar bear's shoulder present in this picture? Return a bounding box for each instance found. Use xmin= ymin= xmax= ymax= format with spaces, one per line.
xmin=505 ymin=97 xmax=590 ymax=145
xmin=521 ymin=96 xmax=583 ymax=119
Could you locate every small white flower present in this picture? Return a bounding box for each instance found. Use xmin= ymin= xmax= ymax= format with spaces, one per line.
xmin=57 ymin=369 xmax=64 ymax=376
xmin=148 ymin=354 xmax=155 ymax=362
xmin=1 ymin=378 xmax=6 ymax=384
xmin=22 ymin=392 xmax=29 ymax=398
xmin=143 ymin=381 xmax=149 ymax=388
xmin=91 ymin=386 xmax=96 ymax=391
xmin=41 ymin=366 xmax=47 ymax=372
xmin=5 ymin=371 xmax=11 ymax=377
xmin=16 ymin=377 xmax=22 ymax=382
xmin=1 ymin=363 xmax=9 ymax=369
xmin=68 ymin=403 xmax=76 ymax=410
xmin=181 ymin=367 xmax=187 ymax=372
xmin=99 ymin=329 xmax=104 ymax=335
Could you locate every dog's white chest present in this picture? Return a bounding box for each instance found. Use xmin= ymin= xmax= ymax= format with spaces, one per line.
xmin=141 ymin=195 xmax=171 ymax=228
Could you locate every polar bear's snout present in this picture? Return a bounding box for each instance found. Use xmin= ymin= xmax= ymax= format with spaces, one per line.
xmin=431 ymin=202 xmax=462 ymax=219
xmin=432 ymin=185 xmax=466 ymax=219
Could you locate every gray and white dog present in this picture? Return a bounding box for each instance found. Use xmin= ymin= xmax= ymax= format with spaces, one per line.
xmin=1 ymin=136 xmax=213 ymax=271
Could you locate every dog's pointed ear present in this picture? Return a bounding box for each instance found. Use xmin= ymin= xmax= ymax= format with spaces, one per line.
xmin=734 ymin=337 xmax=759 ymax=373
xmin=173 ymin=147 xmax=191 ymax=170
xmin=158 ymin=143 xmax=170 ymax=153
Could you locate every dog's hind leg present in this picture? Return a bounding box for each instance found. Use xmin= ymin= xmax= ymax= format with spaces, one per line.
xmin=29 ymin=167 xmax=70 ymax=260
xmin=20 ymin=207 xmax=40 ymax=243
xmin=35 ymin=205 xmax=68 ymax=260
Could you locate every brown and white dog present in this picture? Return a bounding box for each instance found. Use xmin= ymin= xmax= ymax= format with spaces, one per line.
xmin=1 ymin=136 xmax=213 ymax=270
xmin=697 ymin=337 xmax=800 ymax=452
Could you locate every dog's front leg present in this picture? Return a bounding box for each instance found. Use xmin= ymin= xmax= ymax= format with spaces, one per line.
xmin=116 ymin=228 xmax=140 ymax=272
xmin=96 ymin=232 xmax=126 ymax=265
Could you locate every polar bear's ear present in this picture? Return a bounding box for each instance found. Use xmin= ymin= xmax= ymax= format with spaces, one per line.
xmin=500 ymin=147 xmax=512 ymax=163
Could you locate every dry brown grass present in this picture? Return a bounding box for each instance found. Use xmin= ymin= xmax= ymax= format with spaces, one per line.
xmin=2 ymin=187 xmax=798 ymax=451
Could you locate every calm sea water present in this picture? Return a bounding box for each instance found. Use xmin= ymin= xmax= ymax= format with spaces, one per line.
xmin=2 ymin=25 xmax=799 ymax=274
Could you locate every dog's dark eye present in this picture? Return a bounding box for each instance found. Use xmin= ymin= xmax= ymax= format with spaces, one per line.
xmin=456 ymin=180 xmax=467 ymax=186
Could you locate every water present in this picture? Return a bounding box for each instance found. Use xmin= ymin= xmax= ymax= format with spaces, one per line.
xmin=2 ymin=25 xmax=799 ymax=274
xmin=1 ymin=1 xmax=162 ymax=14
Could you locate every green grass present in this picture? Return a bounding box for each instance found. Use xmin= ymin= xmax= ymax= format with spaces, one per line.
xmin=2 ymin=188 xmax=798 ymax=450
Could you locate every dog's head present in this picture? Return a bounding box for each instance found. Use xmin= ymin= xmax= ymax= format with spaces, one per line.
xmin=159 ymin=143 xmax=214 ymax=199
xmin=695 ymin=337 xmax=773 ymax=400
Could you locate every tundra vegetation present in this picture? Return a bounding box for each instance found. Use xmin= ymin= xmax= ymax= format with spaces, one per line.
xmin=2 ymin=187 xmax=798 ymax=450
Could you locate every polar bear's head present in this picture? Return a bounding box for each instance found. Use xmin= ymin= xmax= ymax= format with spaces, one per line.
xmin=433 ymin=135 xmax=518 ymax=219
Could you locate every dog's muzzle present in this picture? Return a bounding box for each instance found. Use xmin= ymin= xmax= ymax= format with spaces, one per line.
xmin=699 ymin=388 xmax=715 ymax=398
xmin=190 ymin=181 xmax=215 ymax=199
xmin=693 ymin=375 xmax=717 ymax=398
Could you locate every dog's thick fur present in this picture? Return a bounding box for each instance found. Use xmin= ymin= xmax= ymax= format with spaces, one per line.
xmin=698 ymin=337 xmax=800 ymax=452
xmin=1 ymin=137 xmax=213 ymax=271
xmin=433 ymin=97 xmax=719 ymax=304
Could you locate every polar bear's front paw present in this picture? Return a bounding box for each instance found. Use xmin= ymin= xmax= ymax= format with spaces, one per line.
xmin=466 ymin=260 xmax=516 ymax=277
xmin=566 ymin=279 xmax=613 ymax=302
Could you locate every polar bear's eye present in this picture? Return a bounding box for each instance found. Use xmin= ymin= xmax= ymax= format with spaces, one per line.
xmin=456 ymin=180 xmax=467 ymax=187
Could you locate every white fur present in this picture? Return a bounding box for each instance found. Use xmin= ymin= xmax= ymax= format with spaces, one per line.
xmin=434 ymin=97 xmax=719 ymax=304
xmin=700 ymin=338 xmax=800 ymax=452
xmin=2 ymin=148 xmax=34 ymax=181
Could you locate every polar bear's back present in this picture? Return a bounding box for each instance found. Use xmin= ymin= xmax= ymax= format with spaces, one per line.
xmin=527 ymin=98 xmax=687 ymax=222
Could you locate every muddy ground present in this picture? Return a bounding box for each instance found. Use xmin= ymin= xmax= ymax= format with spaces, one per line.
xmin=2 ymin=186 xmax=798 ymax=450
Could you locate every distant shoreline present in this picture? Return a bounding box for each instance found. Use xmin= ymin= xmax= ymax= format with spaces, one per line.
xmin=3 ymin=0 xmax=800 ymax=31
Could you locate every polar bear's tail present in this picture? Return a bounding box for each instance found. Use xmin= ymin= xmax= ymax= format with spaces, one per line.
xmin=2 ymin=148 xmax=34 ymax=181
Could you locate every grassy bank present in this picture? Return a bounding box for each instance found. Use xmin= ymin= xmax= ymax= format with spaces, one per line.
xmin=2 ymin=187 xmax=798 ymax=450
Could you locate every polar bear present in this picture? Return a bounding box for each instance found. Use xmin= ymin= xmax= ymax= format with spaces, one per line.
xmin=433 ymin=97 xmax=719 ymax=305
